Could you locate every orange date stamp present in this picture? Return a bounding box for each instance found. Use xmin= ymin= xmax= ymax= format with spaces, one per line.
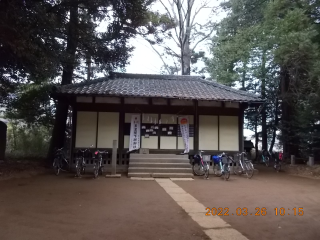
xmin=205 ymin=207 xmax=304 ymax=216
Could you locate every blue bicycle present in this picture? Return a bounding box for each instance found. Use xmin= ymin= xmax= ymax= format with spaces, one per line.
xmin=212 ymin=153 xmax=231 ymax=181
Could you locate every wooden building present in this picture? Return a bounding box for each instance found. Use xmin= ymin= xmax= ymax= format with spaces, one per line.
xmin=52 ymin=72 xmax=262 ymax=172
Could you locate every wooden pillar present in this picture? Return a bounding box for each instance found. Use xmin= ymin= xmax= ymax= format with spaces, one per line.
xmin=111 ymin=140 xmax=117 ymax=175
xmin=118 ymin=98 xmax=125 ymax=162
xmin=194 ymin=100 xmax=199 ymax=153
xmin=70 ymin=106 xmax=77 ymax=165
xmin=239 ymin=104 xmax=244 ymax=152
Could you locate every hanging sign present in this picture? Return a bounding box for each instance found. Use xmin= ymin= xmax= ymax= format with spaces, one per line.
xmin=129 ymin=115 xmax=141 ymax=152
xmin=179 ymin=116 xmax=189 ymax=153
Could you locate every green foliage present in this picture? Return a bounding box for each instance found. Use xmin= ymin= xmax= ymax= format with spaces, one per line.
xmin=207 ymin=0 xmax=320 ymax=155
xmin=5 ymin=84 xmax=55 ymax=127
xmin=1 ymin=0 xmax=159 ymax=125
xmin=6 ymin=122 xmax=51 ymax=159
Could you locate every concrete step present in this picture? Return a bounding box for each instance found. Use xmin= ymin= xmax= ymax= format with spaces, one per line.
xmin=130 ymin=162 xmax=191 ymax=168
xmin=128 ymin=172 xmax=194 ymax=178
xmin=130 ymin=158 xmax=190 ymax=163
xmin=152 ymin=173 xmax=194 ymax=178
xmin=130 ymin=154 xmax=189 ymax=160
xmin=128 ymin=173 xmax=152 ymax=178
xmin=128 ymin=167 xmax=192 ymax=174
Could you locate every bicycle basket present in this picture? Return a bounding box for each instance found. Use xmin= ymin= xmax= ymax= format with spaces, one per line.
xmin=203 ymin=155 xmax=210 ymax=162
xmin=212 ymin=155 xmax=221 ymax=164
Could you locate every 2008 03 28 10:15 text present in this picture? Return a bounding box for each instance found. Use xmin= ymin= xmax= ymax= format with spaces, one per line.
xmin=205 ymin=207 xmax=304 ymax=216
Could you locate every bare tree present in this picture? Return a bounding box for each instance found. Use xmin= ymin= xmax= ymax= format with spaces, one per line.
xmin=143 ymin=0 xmax=217 ymax=75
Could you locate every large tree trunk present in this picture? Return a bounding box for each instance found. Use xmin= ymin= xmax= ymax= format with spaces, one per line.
xmin=269 ymin=97 xmax=279 ymax=152
xmin=255 ymin=110 xmax=259 ymax=161
xmin=181 ymin=42 xmax=191 ymax=75
xmin=280 ymin=67 xmax=299 ymax=158
xmin=46 ymin=3 xmax=79 ymax=166
xmin=261 ymin=50 xmax=268 ymax=151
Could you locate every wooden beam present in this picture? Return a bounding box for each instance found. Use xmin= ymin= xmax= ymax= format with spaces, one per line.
xmin=95 ymin=112 xmax=99 ymax=148
xmin=75 ymin=103 xmax=240 ymax=116
xmin=158 ymin=113 xmax=161 ymax=149
xmin=239 ymin=104 xmax=244 ymax=152
xmin=218 ymin=115 xmax=220 ymax=151
xmin=118 ymin=98 xmax=125 ymax=162
xmin=70 ymin=106 xmax=78 ymax=164
xmin=194 ymin=100 xmax=199 ymax=152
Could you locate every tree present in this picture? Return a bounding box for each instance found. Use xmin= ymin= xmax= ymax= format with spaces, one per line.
xmin=207 ymin=0 xmax=320 ymax=158
xmin=142 ymin=0 xmax=217 ymax=75
xmin=0 ymin=0 xmax=163 ymax=163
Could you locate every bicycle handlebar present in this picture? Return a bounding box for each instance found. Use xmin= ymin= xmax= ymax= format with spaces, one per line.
xmin=78 ymin=148 xmax=89 ymax=153
xmin=95 ymin=150 xmax=108 ymax=154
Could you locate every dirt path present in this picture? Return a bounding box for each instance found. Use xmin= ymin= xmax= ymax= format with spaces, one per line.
xmin=0 ymin=174 xmax=208 ymax=240
xmin=176 ymin=165 xmax=320 ymax=240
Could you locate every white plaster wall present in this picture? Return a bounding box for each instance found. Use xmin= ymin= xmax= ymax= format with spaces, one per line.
xmin=160 ymin=137 xmax=176 ymax=149
xmin=199 ymin=115 xmax=218 ymax=150
xmin=141 ymin=137 xmax=158 ymax=149
xmin=124 ymin=136 xmax=130 ymax=149
xmin=97 ymin=112 xmax=119 ymax=148
xmin=219 ymin=116 xmax=239 ymax=151
xmin=75 ymin=111 xmax=97 ymax=148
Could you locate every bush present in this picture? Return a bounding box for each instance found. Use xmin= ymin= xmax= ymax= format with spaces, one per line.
xmin=6 ymin=122 xmax=51 ymax=160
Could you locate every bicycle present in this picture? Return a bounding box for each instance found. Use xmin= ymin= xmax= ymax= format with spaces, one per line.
xmin=192 ymin=150 xmax=210 ymax=179
xmin=212 ymin=153 xmax=231 ymax=181
xmin=75 ymin=148 xmax=89 ymax=178
xmin=93 ymin=149 xmax=108 ymax=178
xmin=273 ymin=155 xmax=282 ymax=172
xmin=261 ymin=149 xmax=271 ymax=167
xmin=53 ymin=147 xmax=69 ymax=175
xmin=233 ymin=152 xmax=254 ymax=179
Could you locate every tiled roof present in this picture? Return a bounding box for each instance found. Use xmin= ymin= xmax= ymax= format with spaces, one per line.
xmin=54 ymin=72 xmax=263 ymax=103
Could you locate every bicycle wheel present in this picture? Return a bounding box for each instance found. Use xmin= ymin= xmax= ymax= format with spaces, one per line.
xmin=245 ymin=162 xmax=254 ymax=179
xmin=233 ymin=162 xmax=242 ymax=175
xmin=274 ymin=162 xmax=281 ymax=172
xmin=265 ymin=156 xmax=270 ymax=167
xmin=223 ymin=164 xmax=230 ymax=181
xmin=75 ymin=160 xmax=81 ymax=177
xmin=192 ymin=162 xmax=205 ymax=176
xmin=214 ymin=164 xmax=223 ymax=177
xmin=93 ymin=162 xmax=99 ymax=178
xmin=204 ymin=163 xmax=209 ymax=179
xmin=53 ymin=158 xmax=60 ymax=176
xmin=99 ymin=166 xmax=104 ymax=176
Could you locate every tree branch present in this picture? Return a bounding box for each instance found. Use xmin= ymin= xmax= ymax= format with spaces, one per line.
xmin=146 ymin=39 xmax=171 ymax=74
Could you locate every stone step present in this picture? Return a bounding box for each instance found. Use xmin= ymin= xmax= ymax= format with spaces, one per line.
xmin=153 ymin=173 xmax=194 ymax=178
xmin=128 ymin=167 xmax=192 ymax=174
xmin=128 ymin=173 xmax=152 ymax=178
xmin=130 ymin=158 xmax=190 ymax=163
xmin=130 ymin=154 xmax=189 ymax=160
xmin=130 ymin=162 xmax=191 ymax=168
xmin=128 ymin=172 xmax=194 ymax=178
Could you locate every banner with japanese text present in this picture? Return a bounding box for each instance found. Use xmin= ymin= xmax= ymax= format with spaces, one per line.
xmin=129 ymin=115 xmax=141 ymax=152
xmin=178 ymin=116 xmax=189 ymax=153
